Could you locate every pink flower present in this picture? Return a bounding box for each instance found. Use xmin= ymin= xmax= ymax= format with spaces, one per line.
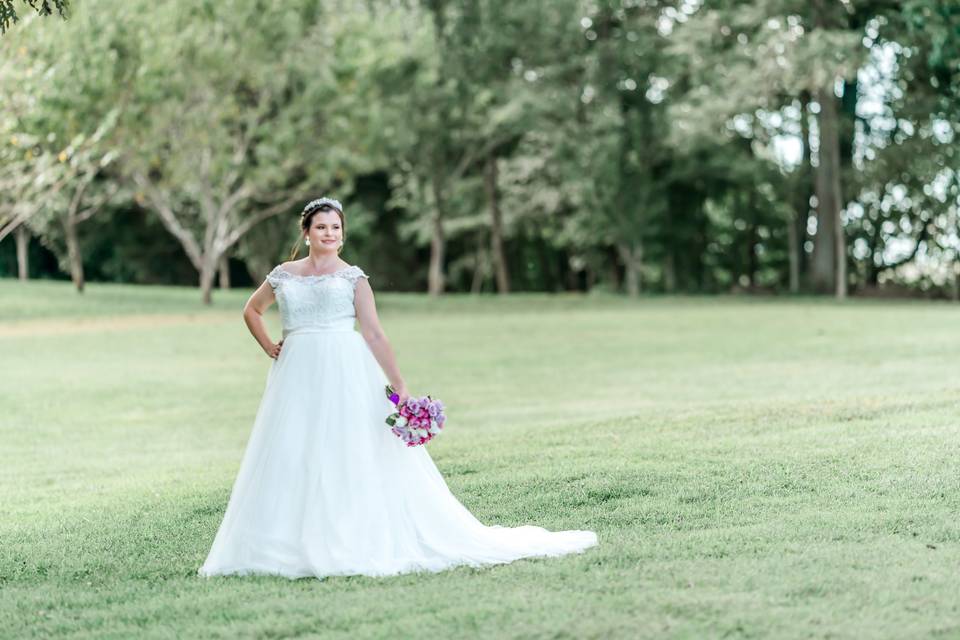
xmin=385 ymin=391 xmax=445 ymax=447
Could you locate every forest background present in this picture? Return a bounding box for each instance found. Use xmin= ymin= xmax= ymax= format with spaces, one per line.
xmin=1 ymin=0 xmax=958 ymax=304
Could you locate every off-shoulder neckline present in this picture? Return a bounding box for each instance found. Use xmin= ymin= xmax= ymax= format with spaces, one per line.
xmin=273 ymin=264 xmax=358 ymax=281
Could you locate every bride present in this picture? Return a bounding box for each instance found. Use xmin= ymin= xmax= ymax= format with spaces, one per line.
xmin=198 ymin=197 xmax=598 ymax=579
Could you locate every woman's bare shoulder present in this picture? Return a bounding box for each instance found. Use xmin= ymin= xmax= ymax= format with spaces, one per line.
xmin=280 ymin=259 xmax=303 ymax=270
xmin=271 ymin=259 xmax=310 ymax=276
xmin=274 ymin=259 xmax=357 ymax=276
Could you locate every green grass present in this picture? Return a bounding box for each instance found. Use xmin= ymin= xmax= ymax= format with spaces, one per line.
xmin=1 ymin=278 xmax=959 ymax=639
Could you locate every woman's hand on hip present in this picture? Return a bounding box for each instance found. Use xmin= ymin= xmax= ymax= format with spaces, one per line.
xmin=265 ymin=339 xmax=283 ymax=359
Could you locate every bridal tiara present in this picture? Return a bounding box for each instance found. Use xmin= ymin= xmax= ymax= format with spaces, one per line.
xmin=302 ymin=197 xmax=343 ymax=216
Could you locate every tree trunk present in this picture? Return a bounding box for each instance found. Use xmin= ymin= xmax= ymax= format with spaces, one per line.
xmin=484 ymin=153 xmax=510 ymax=293
xmin=63 ymin=214 xmax=85 ymax=293
xmin=562 ymin=252 xmax=577 ymax=291
xmin=470 ymin=240 xmax=487 ymax=294
xmin=15 ymin=225 xmax=28 ymax=281
xmin=617 ymin=242 xmax=643 ymax=297
xmin=200 ymin=258 xmax=217 ymax=305
xmin=219 ymin=254 xmax=231 ymax=290
xmin=811 ymin=85 xmax=845 ymax=296
xmin=953 ymin=260 xmax=960 ymax=303
xmin=786 ymin=211 xmax=800 ymax=293
xmin=795 ymin=90 xmax=812 ymax=290
xmin=608 ymin=246 xmax=622 ymax=292
xmin=243 ymin=255 xmax=273 ymax=285
xmin=663 ymin=252 xmax=676 ymax=293
xmin=866 ymin=210 xmax=882 ymax=286
xmin=428 ymin=174 xmax=446 ymax=296
xmin=470 ymin=234 xmax=487 ymax=294
xmin=833 ymin=184 xmax=847 ymax=298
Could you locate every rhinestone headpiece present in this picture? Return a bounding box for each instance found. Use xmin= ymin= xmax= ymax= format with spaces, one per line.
xmin=301 ymin=197 xmax=343 ymax=216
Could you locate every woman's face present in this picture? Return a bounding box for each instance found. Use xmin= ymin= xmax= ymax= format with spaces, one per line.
xmin=305 ymin=210 xmax=343 ymax=252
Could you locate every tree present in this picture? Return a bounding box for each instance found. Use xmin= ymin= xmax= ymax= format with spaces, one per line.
xmin=123 ymin=0 xmax=371 ymax=304
xmin=429 ymin=0 xmax=564 ymax=294
xmin=0 ymin=1 xmax=128 ymax=291
xmin=377 ymin=1 xmax=555 ymax=295
xmin=0 ymin=0 xmax=68 ymax=34
xmin=671 ymin=0 xmax=867 ymax=297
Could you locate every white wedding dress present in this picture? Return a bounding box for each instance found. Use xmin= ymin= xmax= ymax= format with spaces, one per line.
xmin=198 ymin=264 xmax=598 ymax=579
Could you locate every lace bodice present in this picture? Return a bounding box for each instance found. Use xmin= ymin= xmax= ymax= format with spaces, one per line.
xmin=265 ymin=265 xmax=369 ymax=336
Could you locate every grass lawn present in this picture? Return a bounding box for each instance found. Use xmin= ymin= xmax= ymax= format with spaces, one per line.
xmin=1 ymin=278 xmax=959 ymax=639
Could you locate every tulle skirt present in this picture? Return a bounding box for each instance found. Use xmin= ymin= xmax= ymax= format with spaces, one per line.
xmin=198 ymin=328 xmax=598 ymax=579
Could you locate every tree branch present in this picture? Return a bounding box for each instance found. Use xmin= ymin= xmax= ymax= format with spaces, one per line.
xmin=0 ymin=170 xmax=71 ymax=243
xmin=220 ymin=191 xmax=301 ymax=252
xmin=223 ymin=108 xmax=263 ymax=193
xmin=198 ymin=148 xmax=219 ymax=256
xmin=450 ymin=131 xmax=521 ymax=182
xmin=76 ymin=182 xmax=120 ymax=223
xmin=66 ymin=169 xmax=96 ymax=221
xmin=0 ymin=0 xmax=69 ymax=35
xmin=132 ymin=172 xmax=204 ymax=269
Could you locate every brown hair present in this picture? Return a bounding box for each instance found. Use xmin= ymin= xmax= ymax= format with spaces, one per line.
xmin=288 ymin=204 xmax=346 ymax=261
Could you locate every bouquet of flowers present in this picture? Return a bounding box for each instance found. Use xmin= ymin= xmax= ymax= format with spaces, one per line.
xmin=385 ymin=385 xmax=446 ymax=447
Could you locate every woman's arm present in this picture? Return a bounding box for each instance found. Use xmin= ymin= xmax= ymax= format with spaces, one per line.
xmin=354 ymin=277 xmax=409 ymax=404
xmin=243 ymin=280 xmax=283 ymax=359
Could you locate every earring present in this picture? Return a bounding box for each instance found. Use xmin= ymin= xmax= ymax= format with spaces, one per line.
xmin=304 ymin=238 xmax=310 ymax=246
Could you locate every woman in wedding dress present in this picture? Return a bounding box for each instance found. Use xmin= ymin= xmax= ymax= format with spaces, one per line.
xmin=198 ymin=197 xmax=598 ymax=579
